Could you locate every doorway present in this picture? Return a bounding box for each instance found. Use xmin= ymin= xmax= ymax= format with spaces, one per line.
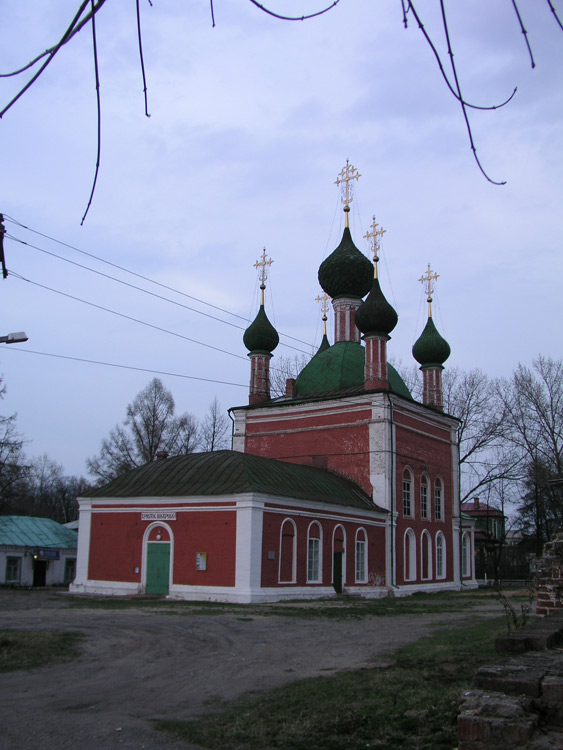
xmin=33 ymin=559 xmax=47 ymax=587
xmin=146 ymin=543 xmax=170 ymax=595
xmin=333 ymin=552 xmax=343 ymax=594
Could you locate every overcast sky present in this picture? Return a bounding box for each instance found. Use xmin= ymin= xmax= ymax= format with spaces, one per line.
xmin=1 ymin=0 xmax=562 ymax=478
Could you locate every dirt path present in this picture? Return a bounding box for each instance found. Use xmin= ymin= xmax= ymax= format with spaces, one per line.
xmin=0 ymin=590 xmax=502 ymax=750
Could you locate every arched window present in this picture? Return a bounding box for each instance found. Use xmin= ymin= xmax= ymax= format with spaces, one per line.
xmin=462 ymin=532 xmax=471 ymax=578
xmin=420 ymin=475 xmax=429 ymax=519
xmin=421 ymin=530 xmax=432 ymax=580
xmin=404 ymin=529 xmax=416 ymax=581
xmin=307 ymin=522 xmax=322 ymax=583
xmin=403 ymin=468 xmax=413 ymax=517
xmin=355 ymin=529 xmax=368 ymax=583
xmin=279 ymin=519 xmax=296 ymax=583
xmin=434 ymin=478 xmax=443 ymax=521
xmin=436 ymin=532 xmax=446 ymax=579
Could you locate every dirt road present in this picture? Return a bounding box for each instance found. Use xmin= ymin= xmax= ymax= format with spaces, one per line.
xmin=0 ymin=589 xmax=501 ymax=750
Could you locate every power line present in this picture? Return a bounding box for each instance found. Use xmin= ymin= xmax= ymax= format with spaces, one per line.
xmin=10 ymin=270 xmax=249 ymax=362
xmin=3 ymin=346 xmax=248 ymax=387
xmin=9 ymin=269 xmax=308 ymax=375
xmin=3 ymin=214 xmax=314 ymax=350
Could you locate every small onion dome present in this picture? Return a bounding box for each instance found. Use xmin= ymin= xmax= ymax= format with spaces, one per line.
xmin=354 ymin=277 xmax=398 ymax=336
xmin=243 ymin=304 xmax=279 ymax=354
xmin=412 ymin=317 xmax=451 ymax=367
xmin=318 ymin=227 xmax=373 ymax=299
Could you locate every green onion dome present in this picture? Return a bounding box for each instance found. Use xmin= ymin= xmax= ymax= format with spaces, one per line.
xmin=354 ymin=277 xmax=398 ymax=336
xmin=243 ymin=304 xmax=279 ymax=354
xmin=318 ymin=227 xmax=373 ymax=299
xmin=412 ymin=317 xmax=451 ymax=367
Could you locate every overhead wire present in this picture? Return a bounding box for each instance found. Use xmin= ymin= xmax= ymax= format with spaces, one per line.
xmin=2 ymin=214 xmax=313 ymax=349
xmin=3 ymin=346 xmax=247 ymax=388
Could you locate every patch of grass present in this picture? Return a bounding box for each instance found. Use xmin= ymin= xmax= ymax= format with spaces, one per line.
xmin=0 ymin=629 xmax=83 ymax=673
xmin=155 ymin=616 xmax=506 ymax=750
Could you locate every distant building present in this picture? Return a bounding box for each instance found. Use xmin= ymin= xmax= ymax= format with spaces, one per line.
xmin=72 ymin=164 xmax=476 ymax=602
xmin=461 ymin=497 xmax=505 ymax=545
xmin=0 ymin=516 xmax=78 ymax=587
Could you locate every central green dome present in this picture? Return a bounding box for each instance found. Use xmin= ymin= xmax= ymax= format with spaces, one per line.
xmin=318 ymin=227 xmax=373 ymax=299
xmin=295 ymin=341 xmax=412 ymax=399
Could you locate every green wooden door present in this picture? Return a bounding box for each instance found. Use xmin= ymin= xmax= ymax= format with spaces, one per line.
xmin=146 ymin=543 xmax=170 ymax=595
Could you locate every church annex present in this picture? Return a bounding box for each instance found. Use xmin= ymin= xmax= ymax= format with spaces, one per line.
xmin=71 ymin=163 xmax=476 ymax=602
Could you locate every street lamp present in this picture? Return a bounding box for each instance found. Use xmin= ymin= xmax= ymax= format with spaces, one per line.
xmin=0 ymin=332 xmax=28 ymax=344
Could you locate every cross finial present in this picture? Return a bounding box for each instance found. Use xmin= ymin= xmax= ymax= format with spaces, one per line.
xmin=254 ymin=248 xmax=274 ymax=305
xmin=364 ymin=215 xmax=386 ymax=278
xmin=335 ymin=160 xmax=361 ymax=227
xmin=419 ymin=263 xmax=439 ymax=317
xmin=315 ymin=291 xmax=330 ymax=335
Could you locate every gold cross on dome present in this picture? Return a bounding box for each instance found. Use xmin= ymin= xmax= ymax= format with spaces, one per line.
xmin=315 ymin=291 xmax=330 ymax=335
xmin=335 ymin=160 xmax=360 ymax=226
xmin=254 ymin=248 xmax=273 ymax=287
xmin=364 ymin=215 xmax=386 ymax=277
xmin=419 ymin=263 xmax=439 ymax=300
xmin=254 ymin=248 xmax=273 ymax=305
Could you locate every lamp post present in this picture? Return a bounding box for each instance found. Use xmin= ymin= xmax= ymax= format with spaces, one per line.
xmin=0 ymin=332 xmax=28 ymax=344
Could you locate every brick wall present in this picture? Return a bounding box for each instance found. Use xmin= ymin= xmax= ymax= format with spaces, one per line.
xmin=533 ymin=531 xmax=563 ymax=617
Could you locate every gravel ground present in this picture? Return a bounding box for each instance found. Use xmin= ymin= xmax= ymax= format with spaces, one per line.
xmin=0 ymin=589 xmax=502 ymax=750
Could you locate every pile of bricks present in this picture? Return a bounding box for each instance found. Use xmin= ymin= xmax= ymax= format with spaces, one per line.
xmin=457 ymin=609 xmax=563 ymax=748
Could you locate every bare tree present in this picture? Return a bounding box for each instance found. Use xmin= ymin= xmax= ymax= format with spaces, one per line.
xmin=2 ymin=1 xmax=561 ymax=217
xmin=0 ymin=379 xmax=29 ymax=513
xmin=200 ymin=397 xmax=230 ymax=452
xmin=394 ymin=363 xmax=523 ymax=503
xmin=270 ymin=354 xmax=309 ymax=398
xmin=497 ymin=356 xmax=563 ymax=548
xmin=87 ymin=378 xmax=200 ymax=483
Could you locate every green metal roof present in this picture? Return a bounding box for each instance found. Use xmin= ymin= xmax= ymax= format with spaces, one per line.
xmin=86 ymin=450 xmax=383 ymax=512
xmin=0 ymin=516 xmax=78 ymax=549
xmin=294 ymin=341 xmax=413 ymax=400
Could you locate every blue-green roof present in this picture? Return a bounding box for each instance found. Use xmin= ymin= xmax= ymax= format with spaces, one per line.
xmin=0 ymin=516 xmax=78 ymax=549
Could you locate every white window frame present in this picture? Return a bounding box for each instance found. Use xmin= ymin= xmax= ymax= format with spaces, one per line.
xmin=5 ymin=556 xmax=21 ymax=583
xmin=434 ymin=478 xmax=443 ymax=521
xmin=307 ymin=523 xmax=322 ymax=583
xmin=355 ymin=528 xmax=368 ymax=583
xmin=403 ymin=468 xmax=413 ymax=517
xmin=436 ymin=532 xmax=446 ymax=579
xmin=420 ymin=475 xmax=429 ymax=519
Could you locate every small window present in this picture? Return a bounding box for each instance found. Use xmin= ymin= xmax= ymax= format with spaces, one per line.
xmin=434 ymin=478 xmax=443 ymax=521
xmin=403 ymin=469 xmax=413 ymax=517
xmin=6 ymin=556 xmax=21 ymax=583
xmin=307 ymin=523 xmax=322 ymax=583
xmin=64 ymin=558 xmax=77 ymax=584
xmin=355 ymin=529 xmax=367 ymax=583
xmin=420 ymin=475 xmax=428 ymax=519
xmin=436 ymin=532 xmax=446 ymax=579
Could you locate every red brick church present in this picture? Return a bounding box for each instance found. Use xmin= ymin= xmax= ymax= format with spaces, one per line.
xmin=71 ymin=164 xmax=476 ymax=602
